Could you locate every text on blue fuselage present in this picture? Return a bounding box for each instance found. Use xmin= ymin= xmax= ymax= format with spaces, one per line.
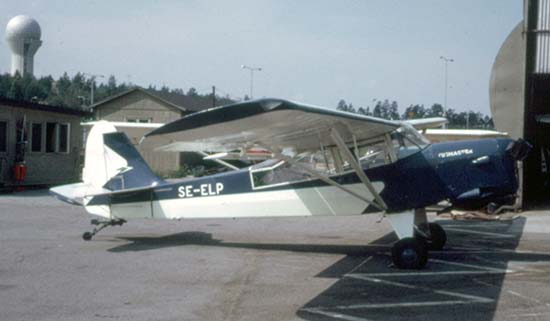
xmin=437 ymin=149 xmax=473 ymax=159
xmin=178 ymin=183 xmax=224 ymax=198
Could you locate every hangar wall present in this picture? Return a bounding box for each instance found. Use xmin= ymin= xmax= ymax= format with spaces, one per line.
xmin=522 ymin=0 xmax=550 ymax=207
xmin=489 ymin=0 xmax=550 ymax=208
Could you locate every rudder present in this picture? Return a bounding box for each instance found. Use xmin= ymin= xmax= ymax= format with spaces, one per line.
xmin=83 ymin=121 xmax=163 ymax=191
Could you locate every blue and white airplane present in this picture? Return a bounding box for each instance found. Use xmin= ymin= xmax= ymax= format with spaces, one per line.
xmin=50 ymin=99 xmax=529 ymax=269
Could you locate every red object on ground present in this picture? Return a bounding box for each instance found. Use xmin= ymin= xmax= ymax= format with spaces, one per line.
xmin=13 ymin=163 xmax=27 ymax=191
xmin=13 ymin=165 xmax=20 ymax=181
xmin=19 ymin=164 xmax=27 ymax=180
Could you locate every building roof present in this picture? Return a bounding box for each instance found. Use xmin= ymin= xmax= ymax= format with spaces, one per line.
xmin=89 ymin=87 xmax=219 ymax=113
xmin=0 ymin=96 xmax=91 ymax=116
xmin=150 ymin=90 xmax=217 ymax=112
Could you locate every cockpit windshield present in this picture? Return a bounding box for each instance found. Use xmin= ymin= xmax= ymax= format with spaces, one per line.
xmin=394 ymin=123 xmax=430 ymax=149
xmin=390 ymin=124 xmax=430 ymax=158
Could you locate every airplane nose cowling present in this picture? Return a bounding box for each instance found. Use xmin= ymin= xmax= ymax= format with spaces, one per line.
xmin=430 ymin=138 xmax=523 ymax=210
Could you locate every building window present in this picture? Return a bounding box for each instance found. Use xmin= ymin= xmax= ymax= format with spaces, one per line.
xmin=31 ymin=123 xmax=43 ymax=152
xmin=46 ymin=122 xmax=56 ymax=153
xmin=0 ymin=121 xmax=7 ymax=153
xmin=45 ymin=122 xmax=70 ymax=153
xmin=58 ymin=123 xmax=69 ymax=153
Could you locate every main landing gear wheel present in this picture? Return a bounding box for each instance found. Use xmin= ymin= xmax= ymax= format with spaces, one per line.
xmin=391 ymin=237 xmax=428 ymax=269
xmin=416 ymin=222 xmax=447 ymax=251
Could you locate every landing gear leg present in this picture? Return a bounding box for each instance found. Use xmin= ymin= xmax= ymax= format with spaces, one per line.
xmin=82 ymin=219 xmax=126 ymax=241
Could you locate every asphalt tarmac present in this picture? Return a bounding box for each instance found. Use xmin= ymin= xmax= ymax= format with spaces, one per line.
xmin=2 ymin=190 xmax=550 ymax=321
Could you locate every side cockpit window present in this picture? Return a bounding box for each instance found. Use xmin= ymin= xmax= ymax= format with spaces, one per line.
xmin=250 ymin=152 xmax=333 ymax=189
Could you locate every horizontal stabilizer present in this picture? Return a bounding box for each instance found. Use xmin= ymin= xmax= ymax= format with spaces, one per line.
xmin=49 ymin=183 xmax=109 ymax=206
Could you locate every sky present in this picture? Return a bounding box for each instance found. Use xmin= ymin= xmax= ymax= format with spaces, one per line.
xmin=0 ymin=0 xmax=523 ymax=114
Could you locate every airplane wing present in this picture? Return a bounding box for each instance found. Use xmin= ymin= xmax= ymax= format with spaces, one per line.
xmin=145 ymin=98 xmax=400 ymax=153
xmin=82 ymin=121 xmax=164 ymax=129
xmin=405 ymin=117 xmax=448 ymax=130
xmin=424 ymin=128 xmax=509 ymax=143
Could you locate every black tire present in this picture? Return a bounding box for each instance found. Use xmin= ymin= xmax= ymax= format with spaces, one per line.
xmin=416 ymin=222 xmax=447 ymax=251
xmin=82 ymin=232 xmax=93 ymax=241
xmin=428 ymin=223 xmax=447 ymax=251
xmin=391 ymin=237 xmax=428 ymax=269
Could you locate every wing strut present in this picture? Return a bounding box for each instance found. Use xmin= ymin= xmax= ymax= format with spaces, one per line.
xmin=196 ymin=151 xmax=239 ymax=170
xmin=272 ymin=127 xmax=388 ymax=212
xmin=329 ymin=128 xmax=388 ymax=211
xmin=276 ymin=153 xmax=385 ymax=211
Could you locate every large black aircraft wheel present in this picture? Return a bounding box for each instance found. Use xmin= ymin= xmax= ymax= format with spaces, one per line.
xmin=82 ymin=232 xmax=93 ymax=241
xmin=391 ymin=237 xmax=428 ymax=269
xmin=417 ymin=223 xmax=447 ymax=251
xmin=427 ymin=223 xmax=447 ymax=251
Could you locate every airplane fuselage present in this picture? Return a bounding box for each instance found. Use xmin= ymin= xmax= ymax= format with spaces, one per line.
xmin=85 ymin=138 xmax=518 ymax=220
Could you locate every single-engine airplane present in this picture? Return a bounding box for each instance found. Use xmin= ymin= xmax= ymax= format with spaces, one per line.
xmin=50 ymin=99 xmax=530 ymax=269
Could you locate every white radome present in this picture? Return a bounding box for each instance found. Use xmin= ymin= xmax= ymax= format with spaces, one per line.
xmin=6 ymin=15 xmax=41 ymax=42
xmin=5 ymin=15 xmax=42 ymax=75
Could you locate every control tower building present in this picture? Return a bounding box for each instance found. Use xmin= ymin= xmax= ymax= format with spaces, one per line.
xmin=5 ymin=15 xmax=42 ymax=76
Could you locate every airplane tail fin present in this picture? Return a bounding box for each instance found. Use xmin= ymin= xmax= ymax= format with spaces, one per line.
xmin=50 ymin=121 xmax=163 ymax=217
xmin=82 ymin=121 xmax=163 ymax=191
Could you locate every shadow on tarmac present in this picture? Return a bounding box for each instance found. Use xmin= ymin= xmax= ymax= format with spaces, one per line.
xmin=108 ymin=231 xmax=389 ymax=256
xmin=108 ymin=217 xmax=550 ymax=321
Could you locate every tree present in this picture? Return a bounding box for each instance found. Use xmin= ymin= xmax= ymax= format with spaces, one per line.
xmin=171 ymin=88 xmax=184 ymax=95
xmin=106 ymin=75 xmax=118 ymax=96
xmin=0 ymin=74 xmax=11 ymax=95
xmin=373 ymin=100 xmax=394 ymax=119
xmin=357 ymin=107 xmax=371 ymax=116
xmin=23 ymin=78 xmax=44 ymax=101
xmin=429 ymin=103 xmax=444 ymax=117
xmin=389 ymin=101 xmax=399 ymax=120
xmin=402 ymin=104 xmax=426 ymax=120
xmin=337 ymin=99 xmax=348 ymax=111
xmin=56 ymin=72 xmax=71 ymax=96
xmin=7 ymin=72 xmax=25 ymax=100
xmin=336 ymin=99 xmax=357 ymax=113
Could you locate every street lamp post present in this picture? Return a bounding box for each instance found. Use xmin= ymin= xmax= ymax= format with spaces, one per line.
xmin=241 ymin=65 xmax=262 ymax=99
xmin=84 ymin=73 xmax=105 ymax=105
xmin=439 ymin=56 xmax=454 ymax=126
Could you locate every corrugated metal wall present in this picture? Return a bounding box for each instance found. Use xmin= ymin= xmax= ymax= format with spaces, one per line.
xmin=536 ymin=0 xmax=550 ymax=73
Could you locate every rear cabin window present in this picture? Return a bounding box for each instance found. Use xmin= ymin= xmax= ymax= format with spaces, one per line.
xmin=250 ymin=152 xmax=333 ymax=189
xmin=0 ymin=121 xmax=7 ymax=152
